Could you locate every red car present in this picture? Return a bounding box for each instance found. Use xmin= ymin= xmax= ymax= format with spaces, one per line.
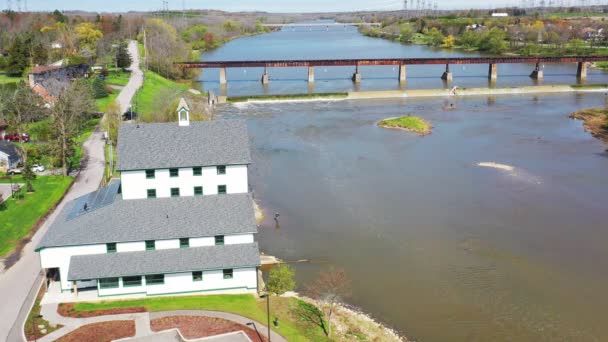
xmin=3 ymin=133 xmax=30 ymax=142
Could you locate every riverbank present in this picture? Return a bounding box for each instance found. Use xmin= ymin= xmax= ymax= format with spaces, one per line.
xmin=569 ymin=107 xmax=608 ymax=144
xmin=225 ymin=84 xmax=608 ymax=104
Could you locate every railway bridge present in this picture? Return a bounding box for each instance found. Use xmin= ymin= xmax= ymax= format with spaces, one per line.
xmin=176 ymin=56 xmax=608 ymax=85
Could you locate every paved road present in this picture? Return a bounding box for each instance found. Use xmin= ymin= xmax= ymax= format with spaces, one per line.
xmin=0 ymin=40 xmax=142 ymax=341
xmin=117 ymin=41 xmax=144 ymax=113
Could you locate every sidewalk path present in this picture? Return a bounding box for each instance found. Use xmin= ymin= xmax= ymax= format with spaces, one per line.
xmin=0 ymin=40 xmax=143 ymax=341
xmin=38 ymin=303 xmax=287 ymax=342
xmin=117 ymin=40 xmax=144 ymax=113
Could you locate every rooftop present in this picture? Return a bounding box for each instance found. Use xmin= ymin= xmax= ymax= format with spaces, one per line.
xmin=67 ymin=242 xmax=260 ymax=280
xmin=116 ymin=120 xmax=251 ymax=171
xmin=38 ymin=184 xmax=257 ymax=249
xmin=0 ymin=141 xmax=22 ymax=162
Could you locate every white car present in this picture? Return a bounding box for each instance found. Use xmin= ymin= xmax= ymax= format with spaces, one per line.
xmin=31 ymin=164 xmax=45 ymax=172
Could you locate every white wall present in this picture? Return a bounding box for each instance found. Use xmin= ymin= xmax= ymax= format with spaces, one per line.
xmin=40 ymin=244 xmax=107 ymax=290
xmin=120 ymin=165 xmax=248 ymax=200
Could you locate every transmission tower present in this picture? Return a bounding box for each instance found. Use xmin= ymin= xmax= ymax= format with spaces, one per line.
xmin=6 ymin=0 xmax=11 ymax=11
xmin=15 ymin=0 xmax=20 ymax=11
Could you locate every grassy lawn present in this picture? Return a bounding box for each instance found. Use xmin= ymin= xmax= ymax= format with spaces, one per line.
xmin=0 ymin=73 xmax=22 ymax=84
xmin=378 ymin=115 xmax=432 ymax=135
xmin=134 ymin=70 xmax=189 ymax=121
xmin=104 ymin=69 xmax=131 ymax=87
xmin=71 ymin=294 xmax=327 ymax=341
xmin=0 ymin=175 xmax=73 ymax=257
xmin=24 ymin=286 xmax=62 ymax=340
xmin=96 ymin=93 xmax=119 ymax=113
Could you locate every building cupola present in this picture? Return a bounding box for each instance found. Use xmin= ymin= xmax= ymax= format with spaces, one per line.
xmin=177 ymin=97 xmax=190 ymax=127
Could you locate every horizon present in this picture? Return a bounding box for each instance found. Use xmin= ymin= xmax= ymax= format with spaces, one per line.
xmin=7 ymin=0 xmax=572 ymax=14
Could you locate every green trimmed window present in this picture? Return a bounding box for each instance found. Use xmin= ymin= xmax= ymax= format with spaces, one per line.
xmin=106 ymin=243 xmax=117 ymax=253
xmin=194 ymin=186 xmax=203 ymax=196
xmin=192 ymin=271 xmax=203 ymax=282
xmin=122 ymin=276 xmax=142 ymax=287
xmin=223 ymin=269 xmax=233 ymax=279
xmin=145 ymin=240 xmax=155 ymax=250
xmin=218 ymin=185 xmax=227 ymax=195
xmin=147 ymin=189 xmax=156 ymax=199
xmin=145 ymin=169 xmax=155 ymax=179
xmin=169 ymin=168 xmax=179 ymax=177
xmin=180 ymin=238 xmax=189 ymax=248
xmin=193 ymin=167 xmax=202 ymax=176
xmin=217 ymin=165 xmax=226 ymax=175
xmin=99 ymin=277 xmax=119 ymax=289
xmin=145 ymin=274 xmax=164 ymax=285
xmin=171 ymin=188 xmax=180 ymax=197
xmin=215 ymin=235 xmax=224 ymax=246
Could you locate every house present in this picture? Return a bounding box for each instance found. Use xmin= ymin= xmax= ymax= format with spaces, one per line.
xmin=491 ymin=12 xmax=509 ymax=17
xmin=27 ymin=64 xmax=89 ymax=106
xmin=37 ymin=100 xmax=261 ymax=298
xmin=0 ymin=141 xmax=22 ymax=171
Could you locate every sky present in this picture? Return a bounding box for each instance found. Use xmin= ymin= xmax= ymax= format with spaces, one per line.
xmin=19 ymin=0 xmax=524 ymax=13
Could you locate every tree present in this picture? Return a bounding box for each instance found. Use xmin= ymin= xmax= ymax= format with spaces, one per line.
xmin=458 ymin=30 xmax=481 ymax=49
xmin=399 ymin=25 xmax=414 ymax=43
xmin=74 ymin=22 xmax=103 ymax=50
xmin=92 ymin=77 xmax=108 ymax=99
xmin=479 ymin=28 xmax=508 ymax=54
xmin=115 ymin=41 xmax=132 ymax=68
xmin=6 ymin=35 xmax=29 ymax=76
xmin=305 ymin=267 xmax=352 ymax=338
xmin=427 ymin=27 xmax=445 ymax=47
xmin=266 ymin=264 xmax=296 ymax=296
xmin=32 ymin=42 xmax=48 ymax=65
xmin=22 ymin=160 xmax=36 ymax=193
xmin=50 ymin=79 xmax=96 ymax=176
xmin=145 ymin=19 xmax=193 ymax=79
xmin=442 ymin=34 xmax=456 ymax=48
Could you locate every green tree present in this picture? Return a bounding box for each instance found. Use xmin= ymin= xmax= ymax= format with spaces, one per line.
xmin=31 ymin=42 xmax=48 ymax=65
xmin=22 ymin=160 xmax=36 ymax=193
xmin=74 ymin=22 xmax=103 ymax=50
xmin=116 ymin=41 xmax=132 ymax=68
xmin=458 ymin=30 xmax=481 ymax=49
xmin=479 ymin=28 xmax=508 ymax=54
xmin=399 ymin=25 xmax=414 ymax=43
xmin=6 ymin=36 xmax=29 ymax=76
xmin=92 ymin=77 xmax=108 ymax=99
xmin=266 ymin=264 xmax=296 ymax=295
xmin=52 ymin=9 xmax=67 ymax=23
xmin=427 ymin=27 xmax=445 ymax=47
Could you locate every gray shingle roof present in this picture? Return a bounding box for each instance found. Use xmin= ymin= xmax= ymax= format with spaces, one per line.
xmin=38 ymin=187 xmax=257 ymax=249
xmin=0 ymin=141 xmax=22 ymax=164
xmin=67 ymin=243 xmax=260 ymax=280
xmin=116 ymin=120 xmax=251 ymax=171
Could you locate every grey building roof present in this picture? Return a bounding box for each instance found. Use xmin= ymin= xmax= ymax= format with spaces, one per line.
xmin=0 ymin=141 xmax=22 ymax=165
xmin=37 ymin=185 xmax=258 ymax=249
xmin=67 ymin=242 xmax=260 ymax=280
xmin=116 ymin=120 xmax=251 ymax=171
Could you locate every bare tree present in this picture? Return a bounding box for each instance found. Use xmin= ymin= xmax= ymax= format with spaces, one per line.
xmin=50 ymin=79 xmax=96 ymax=176
xmin=305 ymin=267 xmax=352 ymax=338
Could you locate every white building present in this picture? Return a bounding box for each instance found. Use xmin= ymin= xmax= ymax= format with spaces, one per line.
xmin=491 ymin=12 xmax=509 ymax=17
xmin=0 ymin=141 xmax=22 ymax=171
xmin=37 ymin=100 xmax=260 ymax=298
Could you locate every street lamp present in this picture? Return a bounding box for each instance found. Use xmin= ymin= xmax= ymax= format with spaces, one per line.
xmin=246 ymin=322 xmax=263 ymax=342
xmin=259 ymin=293 xmax=271 ymax=342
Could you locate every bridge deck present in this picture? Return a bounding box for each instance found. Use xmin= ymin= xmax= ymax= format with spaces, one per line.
xmin=177 ymin=56 xmax=608 ymax=69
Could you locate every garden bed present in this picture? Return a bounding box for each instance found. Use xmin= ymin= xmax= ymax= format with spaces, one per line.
xmin=151 ymin=315 xmax=266 ymax=341
xmin=56 ymin=321 xmax=135 ymax=342
xmin=58 ymin=303 xmax=146 ymax=318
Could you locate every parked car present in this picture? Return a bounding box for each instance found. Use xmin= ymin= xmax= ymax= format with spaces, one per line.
xmin=7 ymin=167 xmax=22 ymax=175
xmin=3 ymin=133 xmax=30 ymax=142
xmin=122 ymin=110 xmax=138 ymax=121
xmin=31 ymin=164 xmax=45 ymax=172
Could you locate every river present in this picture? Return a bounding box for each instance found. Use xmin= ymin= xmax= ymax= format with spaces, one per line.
xmin=200 ymin=24 xmax=608 ymax=341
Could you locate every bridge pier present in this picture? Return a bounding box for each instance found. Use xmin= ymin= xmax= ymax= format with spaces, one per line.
xmin=399 ymin=64 xmax=407 ymax=83
xmin=219 ymin=67 xmax=227 ymax=85
xmin=488 ymin=63 xmax=497 ymax=81
xmin=352 ymin=65 xmax=361 ymax=83
xmin=530 ymin=63 xmax=543 ymax=80
xmin=261 ymin=69 xmax=269 ymax=84
xmin=441 ymin=64 xmax=452 ymax=82
xmin=308 ymin=66 xmax=315 ymax=83
xmin=576 ymin=62 xmax=587 ymax=80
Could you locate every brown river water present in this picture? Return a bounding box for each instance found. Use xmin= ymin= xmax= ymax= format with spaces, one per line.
xmin=203 ymin=23 xmax=608 ymax=341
